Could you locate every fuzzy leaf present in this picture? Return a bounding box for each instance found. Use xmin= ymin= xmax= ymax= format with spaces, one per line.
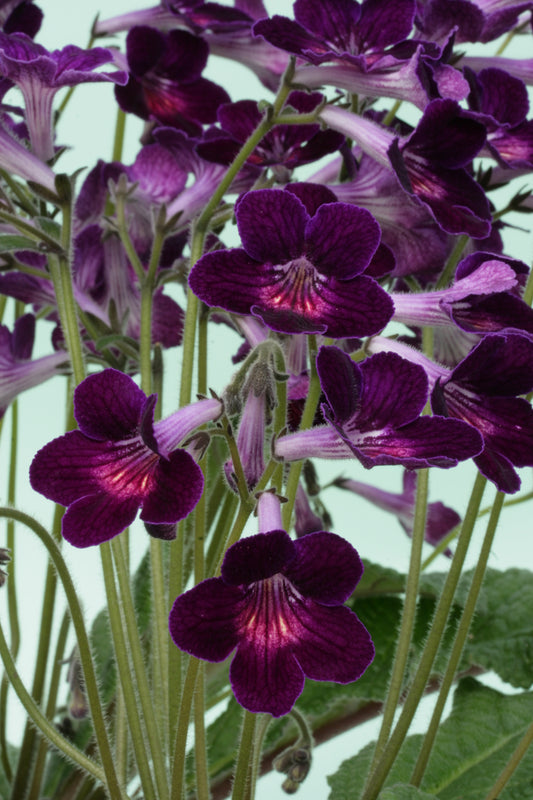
xmin=379 ymin=787 xmax=439 ymax=799
xmin=328 ymin=678 xmax=533 ymax=799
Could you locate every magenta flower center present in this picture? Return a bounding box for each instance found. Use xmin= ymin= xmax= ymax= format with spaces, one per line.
xmin=95 ymin=439 xmax=159 ymax=498
xmin=264 ymin=257 xmax=324 ymax=316
xmin=239 ymin=573 xmax=302 ymax=648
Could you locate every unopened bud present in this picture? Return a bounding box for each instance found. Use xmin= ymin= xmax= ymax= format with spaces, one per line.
xmin=66 ymin=648 xmax=88 ymax=720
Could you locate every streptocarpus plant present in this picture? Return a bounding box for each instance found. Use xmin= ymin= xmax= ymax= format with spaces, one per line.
xmin=1 ymin=1 xmax=533 ymax=799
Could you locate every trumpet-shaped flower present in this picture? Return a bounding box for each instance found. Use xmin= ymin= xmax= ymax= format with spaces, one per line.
xmin=275 ymin=345 xmax=483 ymax=469
xmin=189 ymin=184 xmax=394 ymax=338
xmin=30 ymin=369 xmax=221 ymax=547
xmin=169 ymin=492 xmax=374 ymax=716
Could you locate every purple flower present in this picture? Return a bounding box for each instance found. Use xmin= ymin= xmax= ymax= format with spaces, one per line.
xmin=0 ymin=1 xmax=42 ymax=37
xmin=29 ymin=369 xmax=221 ymax=547
xmin=169 ymin=492 xmax=374 ymax=717
xmin=115 ymin=26 xmax=230 ymax=134
xmin=311 ymin=151 xmax=451 ymax=278
xmin=189 ymin=184 xmax=394 ymax=338
xmin=368 ymin=333 xmax=533 ymax=493
xmin=254 ymin=0 xmax=416 ymax=66
xmin=431 ymin=334 xmax=533 ymax=493
xmin=0 ymin=32 xmax=127 ymax=159
xmin=320 ymin=99 xmax=492 ymax=238
xmin=335 ymin=470 xmax=459 ymax=554
xmin=196 ymin=91 xmax=344 ymax=180
xmin=0 ymin=313 xmax=67 ymax=417
xmin=275 ymin=345 xmax=483 ymax=469
xmin=415 ymin=0 xmax=532 ymax=44
xmin=391 ymin=252 xmax=533 ymax=334
xmin=0 ymin=112 xmax=55 ymax=190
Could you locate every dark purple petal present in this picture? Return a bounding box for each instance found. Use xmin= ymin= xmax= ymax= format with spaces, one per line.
xmin=348 ymin=416 xmax=484 ymax=469
xmin=253 ymin=274 xmax=393 ymax=338
xmin=406 ymin=98 xmax=487 ymax=168
xmin=30 ymin=431 xmax=114 ymax=505
xmin=221 ymin=530 xmax=296 ymax=585
xmin=357 ymin=0 xmax=415 ymax=50
xmin=4 ymin=3 xmax=43 ymax=38
xmin=473 ymin=68 xmax=528 ymax=127
xmin=126 ymin=26 xmax=165 ymax=76
xmin=305 ymin=203 xmax=380 ymax=279
xmin=127 ymin=27 xmax=208 ymax=80
xmin=292 ymin=603 xmax=374 ymax=683
xmin=151 ymin=291 xmax=184 ymax=348
xmin=284 ymin=182 xmax=339 ymax=216
xmin=285 ymin=531 xmax=364 ymax=604
xmin=449 ymin=293 xmax=533 ymax=336
xmin=230 ymin=638 xmax=305 ymax=717
xmin=141 ymin=449 xmax=204 ymax=523
xmin=61 ymin=494 xmax=140 ymax=548
xmin=253 ymin=15 xmax=330 ymax=63
xmin=316 ymin=345 xmax=362 ymax=423
xmin=236 ymin=189 xmax=308 ymax=263
xmin=73 ymin=369 xmax=147 ymax=441
xmin=12 ymin=313 xmax=34 ymax=359
xmin=294 ymin=0 xmax=361 ymax=51
xmin=357 ymin=352 xmax=428 ymax=430
xmin=189 ymin=248 xmax=272 ymax=314
xmin=144 ymin=76 xmax=230 ymax=129
xmin=217 ymin=98 xmax=259 ymax=142
xmin=473 ymin=450 xmax=521 ymax=494
xmin=169 ymin=577 xmax=243 ymax=661
xmin=451 ymin=334 xmax=533 ymax=396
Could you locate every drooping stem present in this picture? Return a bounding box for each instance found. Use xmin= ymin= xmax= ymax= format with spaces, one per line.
xmin=0 ymin=508 xmax=124 ymax=799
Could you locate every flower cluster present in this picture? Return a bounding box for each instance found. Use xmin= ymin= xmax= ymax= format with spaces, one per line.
xmin=2 ymin=2 xmax=533 ymax=796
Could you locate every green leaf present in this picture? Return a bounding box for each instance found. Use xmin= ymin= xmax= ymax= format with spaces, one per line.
xmin=90 ymin=610 xmax=116 ymax=705
xmin=379 ymin=787 xmax=438 ymax=800
xmin=132 ymin=548 xmax=152 ymax=638
xmin=0 ymin=234 xmax=46 ymax=253
xmin=465 ymin=568 xmax=533 ymax=688
xmin=328 ymin=678 xmax=533 ymax=800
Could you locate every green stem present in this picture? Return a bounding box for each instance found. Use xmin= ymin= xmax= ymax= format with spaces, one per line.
xmin=48 ymin=188 xmax=86 ymax=386
xmin=99 ymin=542 xmax=157 ymax=800
xmin=360 ymin=472 xmax=487 ymax=800
xmin=114 ymin=686 xmax=129 ymax=789
xmin=411 ymin=490 xmax=504 ymax=786
xmin=232 ymin=712 xmax=258 ymax=800
xmin=113 ymin=536 xmax=169 ymax=798
xmin=0 ymin=615 xmax=108 ymax=789
xmin=170 ymin=655 xmax=201 ymax=800
xmin=205 ymin=490 xmax=239 ymax=578
xmin=249 ymin=715 xmax=271 ymax=800
xmin=435 ymin=235 xmax=469 ymax=290
xmin=194 ymin=662 xmax=210 ymax=800
xmin=365 ymin=468 xmax=429 ymax=781
xmin=168 ymin=520 xmax=185 ymax=752
xmin=282 ymin=335 xmax=320 ymax=530
xmin=180 ymin=59 xmax=296 ymax=409
xmin=0 ymin=508 xmax=124 ymax=799
xmin=112 ymin=107 xmax=127 ymax=162
xmin=26 ymin=610 xmax=71 ymax=800
xmin=0 ymin=400 xmax=20 ymax=782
